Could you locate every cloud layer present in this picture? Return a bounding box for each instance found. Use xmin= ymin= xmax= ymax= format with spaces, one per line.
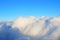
xmin=0 ymin=16 xmax=60 ymax=40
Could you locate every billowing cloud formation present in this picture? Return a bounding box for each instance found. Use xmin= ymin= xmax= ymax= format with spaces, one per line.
xmin=12 ymin=16 xmax=60 ymax=40
xmin=0 ymin=16 xmax=60 ymax=40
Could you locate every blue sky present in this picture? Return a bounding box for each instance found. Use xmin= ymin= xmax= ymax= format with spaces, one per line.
xmin=0 ymin=0 xmax=60 ymax=20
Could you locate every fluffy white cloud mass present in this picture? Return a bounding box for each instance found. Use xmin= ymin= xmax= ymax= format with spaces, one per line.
xmin=0 ymin=16 xmax=60 ymax=40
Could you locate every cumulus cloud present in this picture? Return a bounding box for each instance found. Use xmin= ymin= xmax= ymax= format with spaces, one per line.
xmin=0 ymin=16 xmax=60 ymax=40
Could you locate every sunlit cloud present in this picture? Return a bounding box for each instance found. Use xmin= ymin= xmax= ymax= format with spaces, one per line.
xmin=0 ymin=16 xmax=60 ymax=40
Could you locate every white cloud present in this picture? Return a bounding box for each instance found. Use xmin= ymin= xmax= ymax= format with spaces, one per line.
xmin=0 ymin=16 xmax=60 ymax=40
xmin=12 ymin=16 xmax=60 ymax=39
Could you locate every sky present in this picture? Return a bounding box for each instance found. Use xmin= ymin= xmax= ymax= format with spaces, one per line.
xmin=0 ymin=0 xmax=60 ymax=20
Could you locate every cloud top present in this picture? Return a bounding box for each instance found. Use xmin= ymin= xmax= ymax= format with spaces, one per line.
xmin=0 ymin=16 xmax=60 ymax=40
xmin=12 ymin=16 xmax=60 ymax=38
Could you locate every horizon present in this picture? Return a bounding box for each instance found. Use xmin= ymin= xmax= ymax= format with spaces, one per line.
xmin=0 ymin=15 xmax=60 ymax=21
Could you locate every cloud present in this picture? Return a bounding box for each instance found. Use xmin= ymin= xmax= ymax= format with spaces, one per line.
xmin=0 ymin=16 xmax=60 ymax=40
